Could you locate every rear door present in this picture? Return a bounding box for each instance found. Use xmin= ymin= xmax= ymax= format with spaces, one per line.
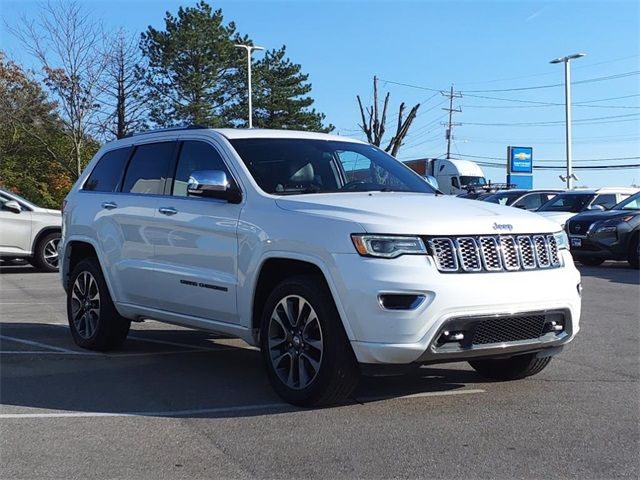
xmin=84 ymin=142 xmax=176 ymax=307
xmin=152 ymin=139 xmax=242 ymax=324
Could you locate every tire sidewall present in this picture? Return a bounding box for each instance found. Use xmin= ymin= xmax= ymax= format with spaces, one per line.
xmin=260 ymin=276 xmax=352 ymax=406
xmin=35 ymin=232 xmax=61 ymax=272
xmin=67 ymin=258 xmax=109 ymax=348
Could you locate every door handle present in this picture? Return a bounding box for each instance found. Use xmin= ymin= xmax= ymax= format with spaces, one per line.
xmin=101 ymin=202 xmax=117 ymax=210
xmin=158 ymin=207 xmax=178 ymax=216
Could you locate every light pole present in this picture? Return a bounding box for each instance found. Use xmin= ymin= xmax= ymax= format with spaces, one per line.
xmin=235 ymin=44 xmax=265 ymax=128
xmin=550 ymin=52 xmax=585 ymax=190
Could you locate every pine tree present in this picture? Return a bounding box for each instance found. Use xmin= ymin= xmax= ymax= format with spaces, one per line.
xmin=229 ymin=46 xmax=333 ymax=132
xmin=139 ymin=1 xmax=245 ymax=127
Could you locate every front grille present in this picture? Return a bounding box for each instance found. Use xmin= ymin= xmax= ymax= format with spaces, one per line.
xmin=567 ymin=220 xmax=593 ymax=236
xmin=472 ymin=315 xmax=546 ymax=345
xmin=427 ymin=234 xmax=561 ymax=273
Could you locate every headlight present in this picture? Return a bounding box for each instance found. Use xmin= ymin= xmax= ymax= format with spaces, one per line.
xmin=596 ymin=226 xmax=617 ymax=234
xmin=351 ymin=234 xmax=427 ymax=258
xmin=554 ymin=231 xmax=569 ymax=250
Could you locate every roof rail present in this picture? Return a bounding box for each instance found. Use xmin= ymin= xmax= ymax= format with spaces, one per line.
xmin=124 ymin=125 xmax=209 ymax=138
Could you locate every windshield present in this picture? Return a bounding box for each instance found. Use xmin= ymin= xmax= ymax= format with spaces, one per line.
xmin=460 ymin=176 xmax=487 ymax=186
xmin=537 ymin=193 xmax=594 ymax=213
xmin=614 ymin=192 xmax=640 ymax=210
xmin=484 ymin=191 xmax=521 ymax=205
xmin=0 ymin=189 xmax=36 ymax=209
xmin=229 ymin=139 xmax=436 ymax=195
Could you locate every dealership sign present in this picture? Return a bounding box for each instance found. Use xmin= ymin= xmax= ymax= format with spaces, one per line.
xmin=507 ymin=146 xmax=533 ymax=188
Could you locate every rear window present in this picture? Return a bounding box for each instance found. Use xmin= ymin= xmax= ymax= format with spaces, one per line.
xmin=83 ymin=147 xmax=132 ymax=192
xmin=122 ymin=142 xmax=175 ymax=195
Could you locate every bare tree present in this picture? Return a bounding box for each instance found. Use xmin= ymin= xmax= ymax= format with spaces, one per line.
xmin=98 ymin=29 xmax=147 ymax=139
xmin=357 ymin=76 xmax=420 ymax=157
xmin=9 ymin=0 xmax=108 ymax=178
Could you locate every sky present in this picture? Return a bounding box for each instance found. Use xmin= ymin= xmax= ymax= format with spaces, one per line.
xmin=2 ymin=0 xmax=639 ymax=188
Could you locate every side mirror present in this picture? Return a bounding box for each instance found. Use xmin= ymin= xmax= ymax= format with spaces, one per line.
xmin=588 ymin=204 xmax=606 ymax=211
xmin=2 ymin=200 xmax=22 ymax=214
xmin=187 ymin=170 xmax=242 ymax=204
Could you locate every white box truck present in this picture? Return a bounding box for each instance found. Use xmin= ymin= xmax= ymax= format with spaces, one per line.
xmin=404 ymin=158 xmax=487 ymax=195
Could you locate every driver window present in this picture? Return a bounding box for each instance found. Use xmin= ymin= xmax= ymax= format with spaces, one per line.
xmin=173 ymin=141 xmax=234 ymax=197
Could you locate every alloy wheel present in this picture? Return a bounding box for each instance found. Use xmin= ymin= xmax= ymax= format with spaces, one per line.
xmin=70 ymin=271 xmax=101 ymax=339
xmin=268 ymin=295 xmax=323 ymax=390
xmin=43 ymin=238 xmax=60 ymax=269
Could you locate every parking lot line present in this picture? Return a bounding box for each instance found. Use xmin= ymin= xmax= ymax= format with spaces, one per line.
xmin=0 ymin=334 xmax=85 ymax=354
xmin=0 ymin=389 xmax=485 ymax=419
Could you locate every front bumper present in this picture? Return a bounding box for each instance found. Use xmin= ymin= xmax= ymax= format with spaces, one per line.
xmin=568 ymin=232 xmax=628 ymax=260
xmin=330 ymin=251 xmax=581 ymax=364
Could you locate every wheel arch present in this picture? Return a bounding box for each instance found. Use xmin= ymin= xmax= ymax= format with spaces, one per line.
xmin=31 ymin=227 xmax=61 ymax=255
xmin=250 ymin=255 xmax=354 ymax=344
xmin=61 ymin=237 xmax=115 ymax=302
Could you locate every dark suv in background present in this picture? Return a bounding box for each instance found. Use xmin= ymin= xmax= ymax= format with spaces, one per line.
xmin=566 ymin=192 xmax=640 ymax=268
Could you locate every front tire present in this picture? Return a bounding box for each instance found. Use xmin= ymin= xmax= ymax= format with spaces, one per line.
xmin=469 ymin=353 xmax=552 ymax=381
xmin=67 ymin=258 xmax=130 ymax=351
xmin=32 ymin=232 xmax=61 ymax=272
xmin=260 ymin=275 xmax=359 ymax=407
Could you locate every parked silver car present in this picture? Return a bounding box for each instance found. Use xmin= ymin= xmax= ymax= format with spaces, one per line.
xmin=0 ymin=189 xmax=62 ymax=272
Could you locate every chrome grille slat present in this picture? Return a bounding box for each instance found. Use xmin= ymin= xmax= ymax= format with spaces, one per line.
xmin=426 ymin=234 xmax=562 ymax=273
xmin=479 ymin=236 xmax=502 ymax=271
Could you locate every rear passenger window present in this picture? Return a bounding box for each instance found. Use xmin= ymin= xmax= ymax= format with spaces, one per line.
xmin=83 ymin=147 xmax=132 ymax=192
xmin=172 ymin=141 xmax=234 ymax=196
xmin=122 ymin=142 xmax=175 ymax=195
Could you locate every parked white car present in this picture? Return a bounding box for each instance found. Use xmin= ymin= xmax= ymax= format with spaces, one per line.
xmin=0 ymin=188 xmax=62 ymax=272
xmin=536 ymin=187 xmax=638 ymax=228
xmin=60 ymin=127 xmax=582 ymax=406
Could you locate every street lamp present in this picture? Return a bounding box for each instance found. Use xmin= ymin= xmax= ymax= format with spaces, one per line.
xmin=550 ymin=52 xmax=586 ymax=190
xmin=235 ymin=44 xmax=265 ymax=129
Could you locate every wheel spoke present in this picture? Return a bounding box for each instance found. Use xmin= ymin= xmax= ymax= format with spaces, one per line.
xmin=298 ymin=355 xmax=309 ymax=387
xmin=301 ymin=352 xmax=320 ymax=375
xmin=287 ymin=355 xmax=296 ymax=387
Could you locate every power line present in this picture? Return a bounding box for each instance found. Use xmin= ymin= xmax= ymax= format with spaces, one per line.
xmin=454 ymin=153 xmax=640 ymax=162
xmin=462 ymin=112 xmax=640 ymax=126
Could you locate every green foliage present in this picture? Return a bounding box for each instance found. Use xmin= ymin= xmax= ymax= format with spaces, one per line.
xmin=0 ymin=52 xmax=96 ymax=208
xmin=139 ymin=1 xmax=244 ymax=127
xmin=230 ymin=46 xmax=334 ymax=132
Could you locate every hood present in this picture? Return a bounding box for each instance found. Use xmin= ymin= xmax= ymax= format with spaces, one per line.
xmin=275 ymin=192 xmax=561 ymax=235
xmin=570 ymin=209 xmax=638 ymax=224
xmin=536 ymin=211 xmax=576 ymax=227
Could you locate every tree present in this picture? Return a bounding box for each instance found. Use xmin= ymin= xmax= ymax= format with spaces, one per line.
xmin=229 ymin=46 xmax=333 ymax=132
xmin=357 ymin=76 xmax=420 ymax=157
xmin=0 ymin=52 xmax=80 ymax=208
xmin=98 ymin=29 xmax=147 ymax=139
xmin=10 ymin=0 xmax=108 ymax=178
xmin=139 ymin=1 xmax=244 ymax=127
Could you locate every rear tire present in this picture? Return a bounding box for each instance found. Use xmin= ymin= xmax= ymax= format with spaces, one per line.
xmin=260 ymin=274 xmax=359 ymax=407
xmin=32 ymin=231 xmax=61 ymax=272
xmin=578 ymin=257 xmax=604 ymax=267
xmin=628 ymin=234 xmax=639 ymax=269
xmin=469 ymin=353 xmax=552 ymax=381
xmin=67 ymin=258 xmax=130 ymax=351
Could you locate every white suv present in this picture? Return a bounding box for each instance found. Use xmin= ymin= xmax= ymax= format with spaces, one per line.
xmin=0 ymin=188 xmax=62 ymax=272
xmin=60 ymin=128 xmax=582 ymax=406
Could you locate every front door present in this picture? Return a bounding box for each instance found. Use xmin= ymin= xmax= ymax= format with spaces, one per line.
xmin=153 ymin=140 xmax=242 ymax=325
xmin=0 ymin=194 xmax=32 ymax=255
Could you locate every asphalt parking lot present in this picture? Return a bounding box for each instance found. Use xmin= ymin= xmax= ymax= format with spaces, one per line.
xmin=0 ymin=262 xmax=638 ymax=479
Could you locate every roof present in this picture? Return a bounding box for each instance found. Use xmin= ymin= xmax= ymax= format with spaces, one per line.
xmin=562 ymin=187 xmax=639 ymax=194
xmin=214 ymin=128 xmax=365 ymax=143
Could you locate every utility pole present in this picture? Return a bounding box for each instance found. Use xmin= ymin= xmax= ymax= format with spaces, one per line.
xmin=441 ymin=86 xmax=462 ymax=159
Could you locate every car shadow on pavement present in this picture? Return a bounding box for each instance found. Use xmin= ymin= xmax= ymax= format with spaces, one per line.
xmin=0 ymin=263 xmax=42 ymax=274
xmin=0 ymin=322 xmax=485 ymax=418
xmin=576 ymin=262 xmax=639 ymax=285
